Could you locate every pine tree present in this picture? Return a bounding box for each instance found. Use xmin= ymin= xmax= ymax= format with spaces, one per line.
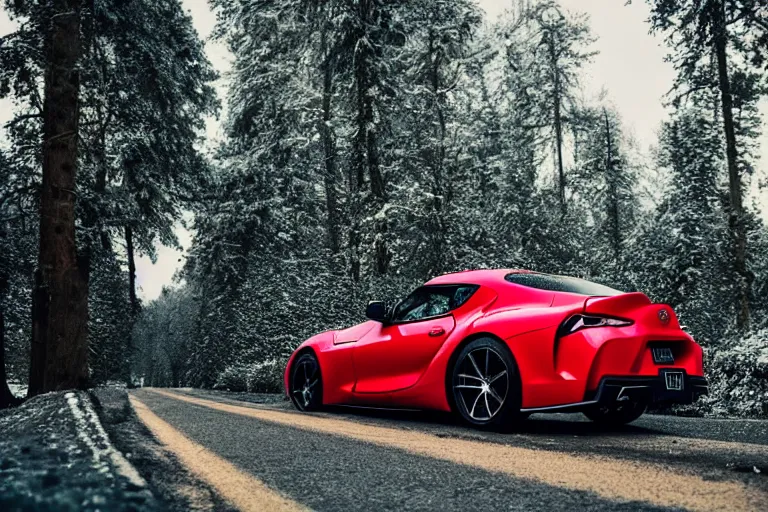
xmin=634 ymin=90 xmax=732 ymax=342
xmin=2 ymin=0 xmax=218 ymax=390
xmin=28 ymin=0 xmax=89 ymax=395
xmin=570 ymin=104 xmax=639 ymax=278
xmin=642 ymin=0 xmax=768 ymax=329
xmin=525 ymin=1 xmax=596 ymax=215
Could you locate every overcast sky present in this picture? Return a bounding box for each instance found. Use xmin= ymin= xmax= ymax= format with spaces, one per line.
xmin=1 ymin=1 xmax=767 ymax=301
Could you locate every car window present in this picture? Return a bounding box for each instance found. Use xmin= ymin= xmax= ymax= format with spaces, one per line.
xmin=392 ymin=285 xmax=477 ymax=323
xmin=504 ymin=273 xmax=623 ymax=296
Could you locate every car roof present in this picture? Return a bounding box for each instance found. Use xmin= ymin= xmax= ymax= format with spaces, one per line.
xmin=425 ymin=269 xmax=531 ymax=287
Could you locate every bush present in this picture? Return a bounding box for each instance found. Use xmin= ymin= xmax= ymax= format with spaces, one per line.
xmin=213 ymin=365 xmax=249 ymax=392
xmin=245 ymin=359 xmax=285 ymax=393
xmin=214 ymin=359 xmax=286 ymax=394
xmin=700 ymin=330 xmax=768 ymax=418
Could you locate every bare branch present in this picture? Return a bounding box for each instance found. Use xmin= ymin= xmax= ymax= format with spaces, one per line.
xmin=4 ymin=113 xmax=43 ymax=129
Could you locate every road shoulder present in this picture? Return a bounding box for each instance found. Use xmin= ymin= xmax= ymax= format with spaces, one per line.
xmin=0 ymin=390 xmax=155 ymax=511
xmin=91 ymin=387 xmax=237 ymax=512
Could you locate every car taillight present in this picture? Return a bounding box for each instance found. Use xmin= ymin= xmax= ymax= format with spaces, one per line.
xmin=557 ymin=314 xmax=633 ymax=337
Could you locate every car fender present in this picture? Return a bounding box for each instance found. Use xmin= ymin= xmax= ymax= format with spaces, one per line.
xmin=284 ymin=331 xmax=336 ymax=398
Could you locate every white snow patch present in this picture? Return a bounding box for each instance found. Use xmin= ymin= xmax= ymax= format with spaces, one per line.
xmin=8 ymin=382 xmax=27 ymax=399
xmin=64 ymin=392 xmax=147 ymax=489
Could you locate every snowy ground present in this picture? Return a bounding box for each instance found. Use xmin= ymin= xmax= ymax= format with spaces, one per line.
xmin=0 ymin=391 xmax=157 ymax=511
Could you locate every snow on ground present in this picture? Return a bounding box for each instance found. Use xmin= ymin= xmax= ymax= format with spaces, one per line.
xmin=0 ymin=391 xmax=157 ymax=511
xmin=65 ymin=391 xmax=147 ymax=488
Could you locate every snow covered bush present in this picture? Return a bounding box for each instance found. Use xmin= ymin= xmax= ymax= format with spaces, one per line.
xmin=213 ymin=365 xmax=249 ymax=392
xmin=244 ymin=359 xmax=285 ymax=394
xmin=214 ymin=359 xmax=286 ymax=394
xmin=699 ymin=330 xmax=768 ymax=418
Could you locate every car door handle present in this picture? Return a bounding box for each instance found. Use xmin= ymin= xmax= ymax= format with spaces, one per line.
xmin=429 ymin=327 xmax=445 ymax=337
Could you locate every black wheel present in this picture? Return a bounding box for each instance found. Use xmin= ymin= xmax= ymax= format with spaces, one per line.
xmin=583 ymin=401 xmax=646 ymax=426
xmin=289 ymin=353 xmax=323 ymax=412
xmin=450 ymin=337 xmax=522 ymax=431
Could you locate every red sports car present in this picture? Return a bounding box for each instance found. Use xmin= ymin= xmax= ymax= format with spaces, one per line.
xmin=284 ymin=269 xmax=708 ymax=430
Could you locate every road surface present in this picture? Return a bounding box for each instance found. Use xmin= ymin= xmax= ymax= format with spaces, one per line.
xmin=129 ymin=388 xmax=768 ymax=512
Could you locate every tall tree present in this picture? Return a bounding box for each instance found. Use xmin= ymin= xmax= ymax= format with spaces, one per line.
xmin=632 ymin=92 xmax=733 ymax=341
xmin=569 ymin=104 xmax=638 ymax=271
xmin=391 ymin=0 xmax=481 ymax=276
xmin=528 ymin=1 xmax=596 ymax=215
xmin=28 ymin=0 xmax=88 ymax=395
xmin=344 ymin=0 xmax=404 ymax=279
xmin=642 ymin=0 xmax=768 ymax=328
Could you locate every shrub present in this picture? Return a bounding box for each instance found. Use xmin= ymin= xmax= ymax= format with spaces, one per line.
xmin=700 ymin=330 xmax=768 ymax=418
xmin=213 ymin=364 xmax=249 ymax=392
xmin=214 ymin=359 xmax=286 ymax=394
xmin=245 ymin=359 xmax=285 ymax=393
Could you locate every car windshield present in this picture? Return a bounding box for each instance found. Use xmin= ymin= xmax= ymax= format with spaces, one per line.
xmin=504 ymin=273 xmax=623 ymax=296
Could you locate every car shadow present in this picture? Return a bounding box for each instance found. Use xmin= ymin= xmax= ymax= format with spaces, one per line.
xmin=324 ymin=405 xmax=665 ymax=437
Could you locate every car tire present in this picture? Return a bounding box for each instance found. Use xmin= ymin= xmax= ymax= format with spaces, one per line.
xmin=450 ymin=337 xmax=523 ymax=432
xmin=289 ymin=352 xmax=323 ymax=412
xmin=583 ymin=401 xmax=646 ymax=426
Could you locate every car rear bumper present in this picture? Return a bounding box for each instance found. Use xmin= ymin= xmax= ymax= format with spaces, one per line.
xmin=520 ymin=371 xmax=708 ymax=414
xmin=586 ymin=371 xmax=709 ymax=406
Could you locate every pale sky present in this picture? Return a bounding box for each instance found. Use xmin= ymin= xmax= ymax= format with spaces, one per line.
xmin=1 ymin=1 xmax=767 ymax=301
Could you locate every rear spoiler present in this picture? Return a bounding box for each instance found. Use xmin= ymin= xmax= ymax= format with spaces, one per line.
xmin=583 ymin=292 xmax=651 ymax=316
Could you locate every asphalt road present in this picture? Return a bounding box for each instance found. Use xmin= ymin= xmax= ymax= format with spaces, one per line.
xmin=129 ymin=388 xmax=768 ymax=512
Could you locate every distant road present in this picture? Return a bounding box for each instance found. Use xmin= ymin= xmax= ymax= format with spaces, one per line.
xmin=130 ymin=388 xmax=768 ymax=512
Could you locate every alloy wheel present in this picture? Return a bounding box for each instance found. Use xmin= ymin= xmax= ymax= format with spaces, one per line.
xmin=453 ymin=347 xmax=510 ymax=422
xmin=291 ymin=356 xmax=320 ymax=410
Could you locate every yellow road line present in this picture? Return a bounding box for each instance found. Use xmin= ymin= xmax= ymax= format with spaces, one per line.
xmin=145 ymin=388 xmax=767 ymax=512
xmin=129 ymin=396 xmax=307 ymax=512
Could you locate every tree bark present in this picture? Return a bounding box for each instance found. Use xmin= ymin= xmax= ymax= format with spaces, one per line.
xmin=125 ymin=225 xmax=140 ymax=316
xmin=28 ymin=0 xmax=88 ymax=396
xmin=713 ymin=0 xmax=750 ymax=329
xmin=428 ymin=28 xmax=449 ymax=274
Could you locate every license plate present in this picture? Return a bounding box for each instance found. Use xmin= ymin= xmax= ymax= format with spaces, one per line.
xmin=665 ymin=372 xmax=683 ymax=391
xmin=652 ymin=347 xmax=675 ymax=365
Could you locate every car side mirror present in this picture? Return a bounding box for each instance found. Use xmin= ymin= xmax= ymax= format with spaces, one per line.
xmin=365 ymin=301 xmax=389 ymax=323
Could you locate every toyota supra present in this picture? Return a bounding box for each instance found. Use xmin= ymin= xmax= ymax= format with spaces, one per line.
xmin=284 ymin=269 xmax=708 ymax=430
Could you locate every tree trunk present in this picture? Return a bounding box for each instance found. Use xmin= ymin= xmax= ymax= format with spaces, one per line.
xmin=604 ymin=109 xmax=621 ymax=260
xmin=28 ymin=0 xmax=88 ymax=396
xmin=549 ymin=33 xmax=566 ymax=216
xmin=713 ymin=0 xmax=750 ymax=329
xmin=1 ymin=287 xmax=22 ymax=409
xmin=428 ymin=29 xmax=449 ymax=274
xmin=125 ymin=226 xmax=140 ymax=316
xmin=350 ymin=0 xmax=389 ymax=278
xmin=320 ymin=26 xmax=341 ymax=257
xmin=362 ymin=12 xmax=387 ymax=276
xmin=348 ymin=10 xmax=367 ymax=282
